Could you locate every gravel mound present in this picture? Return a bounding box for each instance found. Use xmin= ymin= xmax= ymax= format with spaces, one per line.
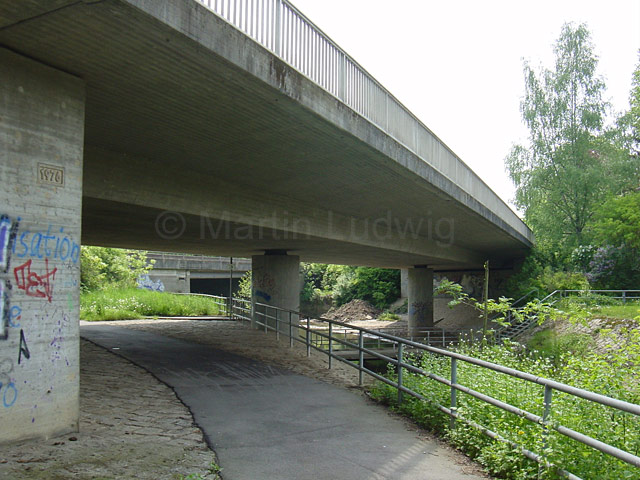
xmin=324 ymin=299 xmax=381 ymax=322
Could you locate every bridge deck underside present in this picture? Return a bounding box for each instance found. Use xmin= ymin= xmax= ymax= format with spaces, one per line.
xmin=0 ymin=0 xmax=531 ymax=269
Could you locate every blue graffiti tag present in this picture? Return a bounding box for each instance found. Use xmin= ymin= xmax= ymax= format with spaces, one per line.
xmin=8 ymin=306 xmax=21 ymax=328
xmin=1 ymin=381 xmax=18 ymax=408
xmin=13 ymin=224 xmax=80 ymax=264
xmin=255 ymin=290 xmax=272 ymax=302
xmin=0 ymin=216 xmax=10 ymax=270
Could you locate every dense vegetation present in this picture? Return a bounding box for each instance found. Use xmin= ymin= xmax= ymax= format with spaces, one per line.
xmin=81 ymin=246 xmax=152 ymax=291
xmin=300 ymin=263 xmax=401 ymax=310
xmin=370 ymin=300 xmax=640 ymax=479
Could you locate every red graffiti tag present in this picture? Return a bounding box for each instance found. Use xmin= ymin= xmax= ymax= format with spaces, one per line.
xmin=14 ymin=259 xmax=57 ymax=302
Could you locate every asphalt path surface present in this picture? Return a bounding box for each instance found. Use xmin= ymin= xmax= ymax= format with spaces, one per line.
xmin=81 ymin=324 xmax=485 ymax=480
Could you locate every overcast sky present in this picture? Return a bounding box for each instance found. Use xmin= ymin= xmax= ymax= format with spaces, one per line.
xmin=289 ymin=0 xmax=640 ymax=213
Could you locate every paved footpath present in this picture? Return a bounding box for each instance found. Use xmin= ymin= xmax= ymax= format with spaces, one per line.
xmin=81 ymin=323 xmax=486 ymax=480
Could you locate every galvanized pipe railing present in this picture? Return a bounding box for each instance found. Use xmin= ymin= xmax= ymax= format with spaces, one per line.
xmin=232 ymin=298 xmax=640 ymax=478
xmin=231 ymin=296 xmax=252 ymax=321
xmin=192 ymin=0 xmax=527 ymax=239
xmin=550 ymin=289 xmax=640 ymax=303
xmin=496 ymin=288 xmax=640 ymax=340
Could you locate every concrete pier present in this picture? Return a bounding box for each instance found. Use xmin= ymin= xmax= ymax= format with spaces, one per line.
xmin=251 ymin=253 xmax=301 ymax=334
xmin=407 ymin=267 xmax=434 ymax=334
xmin=0 ymin=49 xmax=85 ymax=443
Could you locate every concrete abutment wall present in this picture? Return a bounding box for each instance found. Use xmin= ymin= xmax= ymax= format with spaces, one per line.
xmin=0 ymin=49 xmax=85 ymax=443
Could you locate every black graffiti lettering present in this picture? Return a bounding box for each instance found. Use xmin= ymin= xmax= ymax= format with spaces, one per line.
xmin=18 ymin=329 xmax=31 ymax=364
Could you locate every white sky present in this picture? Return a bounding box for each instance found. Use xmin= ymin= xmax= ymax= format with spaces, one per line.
xmin=290 ymin=0 xmax=640 ymax=213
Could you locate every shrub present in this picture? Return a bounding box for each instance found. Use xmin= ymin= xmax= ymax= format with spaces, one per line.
xmin=536 ymin=267 xmax=590 ymax=294
xmin=236 ymin=271 xmax=252 ymax=299
xmin=586 ymin=244 xmax=640 ymax=289
xmin=81 ymin=246 xmax=151 ymax=291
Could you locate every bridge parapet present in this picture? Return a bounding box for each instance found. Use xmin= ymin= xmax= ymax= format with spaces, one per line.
xmin=195 ymin=0 xmax=530 ymax=242
xmin=147 ymin=252 xmax=251 ymax=272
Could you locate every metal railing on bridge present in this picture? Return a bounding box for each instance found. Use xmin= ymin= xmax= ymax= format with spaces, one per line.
xmin=226 ymin=296 xmax=640 ymax=478
xmin=194 ymin=0 xmax=527 ymax=239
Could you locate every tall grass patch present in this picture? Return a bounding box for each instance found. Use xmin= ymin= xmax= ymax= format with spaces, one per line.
xmin=81 ymin=288 xmax=223 ymax=321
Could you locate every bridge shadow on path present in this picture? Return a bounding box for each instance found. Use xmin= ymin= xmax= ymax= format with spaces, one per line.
xmin=81 ymin=324 xmax=485 ymax=480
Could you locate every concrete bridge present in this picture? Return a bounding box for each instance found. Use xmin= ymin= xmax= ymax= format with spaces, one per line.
xmin=145 ymin=252 xmax=251 ymax=294
xmin=0 ymin=0 xmax=531 ymax=443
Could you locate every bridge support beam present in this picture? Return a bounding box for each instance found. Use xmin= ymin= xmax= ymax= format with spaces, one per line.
xmin=0 ymin=49 xmax=85 ymax=443
xmin=251 ymin=253 xmax=300 ymax=335
xmin=408 ymin=266 xmax=434 ymax=335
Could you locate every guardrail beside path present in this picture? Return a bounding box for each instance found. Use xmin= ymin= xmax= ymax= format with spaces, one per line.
xmin=228 ymin=296 xmax=640 ymax=478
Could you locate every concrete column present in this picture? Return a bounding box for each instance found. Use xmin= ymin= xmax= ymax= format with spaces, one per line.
xmin=408 ymin=266 xmax=434 ymax=335
xmin=400 ymin=268 xmax=408 ymax=298
xmin=251 ymin=253 xmax=300 ymax=335
xmin=0 ymin=49 xmax=85 ymax=443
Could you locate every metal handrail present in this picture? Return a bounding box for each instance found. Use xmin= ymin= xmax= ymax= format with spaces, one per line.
xmin=549 ymin=289 xmax=640 ymax=304
xmin=497 ymin=288 xmax=640 ymax=340
xmin=193 ymin=0 xmax=529 ymax=241
xmin=233 ymin=298 xmax=640 ymax=476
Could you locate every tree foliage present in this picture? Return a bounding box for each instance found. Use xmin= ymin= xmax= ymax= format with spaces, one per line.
xmin=590 ymin=191 xmax=640 ymax=250
xmin=300 ymin=263 xmax=400 ymax=309
xmin=617 ymin=55 xmax=640 ymax=161
xmin=506 ymin=23 xmax=629 ymax=250
xmin=80 ymin=246 xmax=152 ymax=291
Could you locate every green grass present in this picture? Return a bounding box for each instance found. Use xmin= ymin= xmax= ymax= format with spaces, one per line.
xmin=80 ymin=288 xmax=224 ymax=321
xmin=555 ymin=297 xmax=640 ymax=320
xmin=597 ymin=303 xmax=640 ymax=320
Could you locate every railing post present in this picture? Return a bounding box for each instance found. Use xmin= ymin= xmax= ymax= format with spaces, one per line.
xmin=339 ymin=52 xmax=345 ymax=101
xmin=450 ymin=358 xmax=457 ymax=430
xmin=274 ymin=0 xmax=282 ymax=56
xmin=358 ymin=330 xmax=364 ymax=386
xmin=306 ymin=316 xmax=310 ymax=356
xmin=385 ymin=94 xmax=389 ymax=131
xmin=541 ymin=385 xmax=553 ymax=471
xmin=622 ymin=291 xmax=627 ymax=304
xmin=397 ymin=343 xmax=404 ymax=405
xmin=264 ymin=305 xmax=267 ymax=333
xmin=251 ymin=297 xmax=256 ymax=329
xmin=289 ymin=310 xmax=293 ymax=347
xmin=328 ymin=322 xmax=333 ymax=369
